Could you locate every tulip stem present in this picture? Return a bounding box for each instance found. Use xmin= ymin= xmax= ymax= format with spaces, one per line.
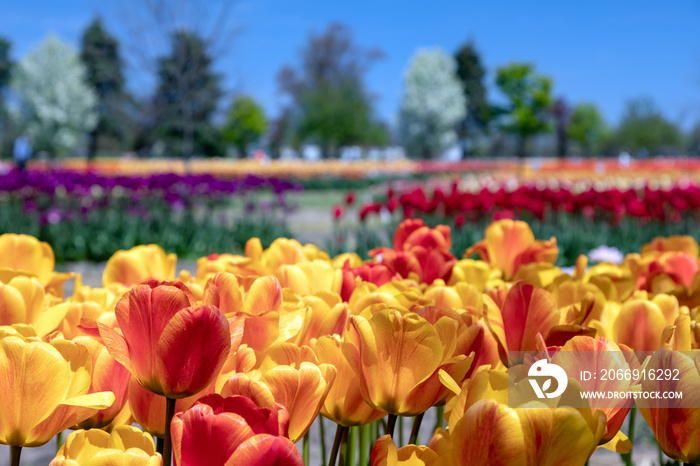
xmin=56 ymin=431 xmax=64 ymax=452
xmin=621 ymin=407 xmax=636 ymax=466
xmin=339 ymin=426 xmax=350 ymax=466
xmin=386 ymin=414 xmax=398 ymax=438
xmin=10 ymin=446 xmax=21 ymax=466
xmin=398 ymin=416 xmax=404 ymax=446
xmin=163 ymin=397 xmax=176 ymax=466
xmin=319 ymin=416 xmax=327 ymax=464
xmin=156 ymin=436 xmax=164 ymax=454
xmin=329 ymin=424 xmax=347 ymax=466
xmin=347 ymin=427 xmax=357 ymax=466
xmin=303 ymin=432 xmax=310 ymax=464
xmin=359 ymin=424 xmax=369 ymax=466
xmin=409 ymin=412 xmax=425 ymax=445
xmin=434 ymin=405 xmax=444 ymax=431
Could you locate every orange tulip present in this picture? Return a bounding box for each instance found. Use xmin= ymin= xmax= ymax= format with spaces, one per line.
xmin=71 ymin=336 xmax=131 ymax=429
xmin=314 ymin=334 xmax=385 ymax=426
xmin=102 ymin=245 xmax=177 ymax=287
xmin=343 ymin=307 xmax=473 ymax=415
xmin=641 ymin=235 xmax=699 ymax=257
xmin=0 ymin=334 xmax=115 ymax=447
xmin=50 ymin=425 xmax=162 ymax=465
xmin=432 ymin=369 xmax=606 ymax=466
xmin=127 ymin=378 xmax=201 ymax=437
xmin=612 ymin=298 xmax=668 ymax=352
xmin=81 ymin=280 xmax=230 ymax=398
xmin=171 ymin=394 xmax=303 ymax=466
xmin=371 ymin=434 xmax=438 ymax=465
xmin=636 ymin=347 xmax=700 ymax=464
xmin=484 ymin=282 xmax=594 ymax=364
xmin=464 ymin=219 xmax=558 ymax=280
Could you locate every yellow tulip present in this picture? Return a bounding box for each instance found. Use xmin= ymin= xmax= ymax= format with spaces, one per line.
xmin=0 ymin=334 xmax=114 ymax=447
xmin=102 ymin=244 xmax=176 ymax=286
xmin=50 ymin=425 xmax=161 ymax=465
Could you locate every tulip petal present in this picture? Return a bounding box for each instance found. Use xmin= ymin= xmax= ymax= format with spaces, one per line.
xmin=156 ymin=305 xmax=231 ymax=398
xmin=225 ymin=434 xmax=304 ymax=466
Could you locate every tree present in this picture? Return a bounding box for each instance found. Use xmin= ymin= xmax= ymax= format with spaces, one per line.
xmin=612 ymin=97 xmax=682 ymax=155
xmin=80 ymin=18 xmax=129 ymax=160
xmin=103 ymin=0 xmax=238 ymax=160
xmin=153 ymin=31 xmax=224 ymax=158
xmin=495 ymin=63 xmax=553 ymax=157
xmin=222 ymin=95 xmax=266 ymax=157
xmin=552 ymin=97 xmax=571 ymax=158
xmin=454 ymin=41 xmax=488 ymax=157
xmin=567 ymin=103 xmax=608 ymax=156
xmin=278 ymin=23 xmax=387 ymax=158
xmin=11 ymin=35 xmax=97 ymax=157
xmin=0 ymin=37 xmax=13 ymax=154
xmin=399 ymin=48 xmax=466 ymax=159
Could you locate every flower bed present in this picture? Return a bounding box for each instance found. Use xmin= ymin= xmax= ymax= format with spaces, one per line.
xmin=0 ymin=169 xmax=299 ymax=261
xmin=1 ymin=218 xmax=699 ymax=465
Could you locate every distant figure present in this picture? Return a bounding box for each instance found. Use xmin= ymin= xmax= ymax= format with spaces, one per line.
xmin=13 ymin=133 xmax=32 ymax=171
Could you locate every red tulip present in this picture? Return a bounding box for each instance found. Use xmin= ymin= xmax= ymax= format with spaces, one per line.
xmin=171 ymin=394 xmax=303 ymax=466
xmin=81 ymin=279 xmax=231 ymax=398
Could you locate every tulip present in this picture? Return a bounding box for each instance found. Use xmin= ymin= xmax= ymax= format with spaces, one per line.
xmin=127 ymin=378 xmax=201 ymax=438
xmin=0 ymin=333 xmax=114 ymax=464
xmin=81 ymin=280 xmax=231 ymax=466
xmin=641 ymin=235 xmax=699 ymax=256
xmin=171 ymin=394 xmax=303 ymax=466
xmin=314 ymin=334 xmax=385 ymax=426
xmin=81 ymin=280 xmax=230 ymax=399
xmin=464 ymin=219 xmax=558 ymax=280
xmin=611 ymin=297 xmax=669 ymax=352
xmin=70 ymin=336 xmax=131 ymax=429
xmin=343 ymin=307 xmax=473 ymax=416
xmin=636 ymin=348 xmax=700 ymax=464
xmin=340 ymin=261 xmax=397 ymax=302
xmin=432 ymin=369 xmax=606 ymax=466
xmin=275 ymin=260 xmax=343 ymax=295
xmin=102 ymin=244 xmax=177 ymax=287
xmin=50 ymin=425 xmax=162 ymax=465
xmin=0 ymin=233 xmax=72 ymax=297
xmin=371 ymin=434 xmax=438 ymax=465
xmin=0 ymin=276 xmax=69 ymax=336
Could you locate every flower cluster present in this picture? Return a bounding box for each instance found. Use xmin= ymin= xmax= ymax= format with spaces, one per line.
xmin=358 ymin=182 xmax=700 ymax=223
xmin=1 ymin=218 xmax=700 ymax=465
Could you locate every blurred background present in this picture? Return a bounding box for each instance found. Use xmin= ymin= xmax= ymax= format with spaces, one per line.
xmin=0 ymin=0 xmax=699 ymax=266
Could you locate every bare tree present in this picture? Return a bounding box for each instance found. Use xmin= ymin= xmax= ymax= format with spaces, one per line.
xmin=99 ymin=0 xmax=240 ymax=161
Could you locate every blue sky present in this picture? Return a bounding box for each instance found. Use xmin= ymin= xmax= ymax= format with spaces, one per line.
xmin=2 ymin=0 xmax=700 ymax=128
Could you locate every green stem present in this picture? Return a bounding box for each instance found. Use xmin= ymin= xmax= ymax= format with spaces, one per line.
xmin=398 ymin=416 xmax=404 ymax=447
xmin=434 ymin=405 xmax=444 ymax=431
xmin=329 ymin=424 xmax=347 ymax=466
xmin=56 ymin=431 xmax=64 ymax=452
xmin=360 ymin=424 xmax=370 ymax=466
xmin=621 ymin=407 xmax=636 ymax=466
xmin=409 ymin=412 xmax=425 ymax=445
xmin=339 ymin=425 xmax=350 ymax=466
xmin=163 ymin=397 xmax=176 ymax=466
xmin=303 ymin=432 xmax=310 ymax=464
xmin=319 ymin=416 xmax=327 ymax=464
xmin=386 ymin=414 xmax=398 ymax=438
xmin=10 ymin=446 xmax=21 ymax=466
xmin=346 ymin=426 xmax=357 ymax=466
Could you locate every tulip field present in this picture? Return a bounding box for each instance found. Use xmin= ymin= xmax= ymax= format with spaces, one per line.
xmin=1 ymin=214 xmax=700 ymax=466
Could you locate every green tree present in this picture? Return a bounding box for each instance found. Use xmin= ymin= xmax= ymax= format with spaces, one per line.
xmin=454 ymin=41 xmax=488 ymax=156
xmin=11 ymin=35 xmax=97 ymax=157
xmin=399 ymin=48 xmax=466 ymax=159
xmin=613 ymin=97 xmax=682 ymax=155
xmin=80 ymin=18 xmax=129 ymax=160
xmin=0 ymin=37 xmax=13 ymax=155
xmin=153 ymin=31 xmax=224 ymax=158
xmin=222 ymin=95 xmax=266 ymax=157
xmin=567 ymin=103 xmax=608 ymax=156
xmin=278 ymin=23 xmax=387 ymax=158
xmin=495 ymin=63 xmax=553 ymax=157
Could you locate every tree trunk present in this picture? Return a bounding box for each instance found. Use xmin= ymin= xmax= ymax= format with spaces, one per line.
xmin=87 ymin=129 xmax=98 ymax=163
xmin=182 ymin=100 xmax=194 ymax=170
